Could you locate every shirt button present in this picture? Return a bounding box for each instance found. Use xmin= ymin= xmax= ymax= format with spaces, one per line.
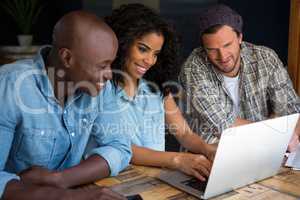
xmin=64 ymin=110 xmax=67 ymax=114
xmin=82 ymin=118 xmax=88 ymax=125
xmin=40 ymin=130 xmax=45 ymax=136
xmin=71 ymin=132 xmax=75 ymax=137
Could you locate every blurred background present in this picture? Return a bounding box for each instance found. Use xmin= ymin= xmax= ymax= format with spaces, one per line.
xmin=0 ymin=0 xmax=290 ymax=63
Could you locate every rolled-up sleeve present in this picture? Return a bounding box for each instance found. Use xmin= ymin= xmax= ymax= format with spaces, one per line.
xmin=84 ymin=82 xmax=131 ymax=176
xmin=85 ymin=111 xmax=132 ymax=176
xmin=0 ymin=172 xmax=20 ymax=197
xmin=86 ymin=132 xmax=131 ymax=176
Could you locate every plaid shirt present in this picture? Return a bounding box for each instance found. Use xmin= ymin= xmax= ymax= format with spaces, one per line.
xmin=179 ymin=42 xmax=300 ymax=143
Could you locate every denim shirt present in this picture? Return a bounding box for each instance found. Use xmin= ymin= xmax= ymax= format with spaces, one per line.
xmin=0 ymin=46 xmax=131 ymax=198
xmin=100 ymin=80 xmax=165 ymax=151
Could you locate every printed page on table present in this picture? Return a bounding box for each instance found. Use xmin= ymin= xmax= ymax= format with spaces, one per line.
xmin=286 ymin=144 xmax=300 ymax=170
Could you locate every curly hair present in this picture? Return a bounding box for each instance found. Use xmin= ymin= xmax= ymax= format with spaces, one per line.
xmin=105 ymin=3 xmax=181 ymax=96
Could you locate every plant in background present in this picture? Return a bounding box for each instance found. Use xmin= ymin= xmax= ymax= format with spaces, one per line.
xmin=0 ymin=0 xmax=44 ymax=34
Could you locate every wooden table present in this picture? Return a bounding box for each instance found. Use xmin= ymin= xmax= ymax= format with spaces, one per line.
xmin=95 ymin=165 xmax=300 ymax=200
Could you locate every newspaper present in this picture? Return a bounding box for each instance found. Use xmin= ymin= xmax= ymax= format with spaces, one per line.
xmin=286 ymin=144 xmax=300 ymax=170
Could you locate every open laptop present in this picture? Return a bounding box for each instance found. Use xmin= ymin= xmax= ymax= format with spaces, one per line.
xmin=159 ymin=113 xmax=299 ymax=199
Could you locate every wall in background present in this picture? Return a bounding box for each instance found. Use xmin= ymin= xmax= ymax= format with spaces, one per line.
xmin=0 ymin=0 xmax=82 ymax=46
xmin=219 ymin=0 xmax=290 ymax=64
xmin=0 ymin=0 xmax=290 ymax=65
xmin=113 ymin=0 xmax=159 ymax=11
xmin=82 ymin=0 xmax=159 ymax=17
xmin=288 ymin=0 xmax=300 ymax=94
xmin=83 ymin=0 xmax=111 ymax=17
xmin=83 ymin=0 xmax=290 ymax=63
xmin=160 ymin=0 xmax=217 ymax=58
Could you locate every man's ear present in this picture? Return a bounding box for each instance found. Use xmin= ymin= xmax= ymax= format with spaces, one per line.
xmin=59 ymin=48 xmax=72 ymax=68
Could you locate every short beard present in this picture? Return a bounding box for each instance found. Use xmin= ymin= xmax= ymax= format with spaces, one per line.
xmin=217 ymin=48 xmax=241 ymax=76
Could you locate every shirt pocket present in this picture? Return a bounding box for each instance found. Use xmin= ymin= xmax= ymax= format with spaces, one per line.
xmin=15 ymin=128 xmax=56 ymax=167
xmin=249 ymin=88 xmax=269 ymax=116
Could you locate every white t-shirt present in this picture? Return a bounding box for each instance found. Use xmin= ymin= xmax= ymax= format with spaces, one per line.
xmin=223 ymin=74 xmax=240 ymax=116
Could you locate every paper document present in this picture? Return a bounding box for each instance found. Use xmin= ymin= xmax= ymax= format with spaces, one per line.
xmin=285 ymin=144 xmax=300 ymax=170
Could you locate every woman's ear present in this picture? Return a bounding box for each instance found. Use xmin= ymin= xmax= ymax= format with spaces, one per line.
xmin=238 ymin=33 xmax=243 ymax=44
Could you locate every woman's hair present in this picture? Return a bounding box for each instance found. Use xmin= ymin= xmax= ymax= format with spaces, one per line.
xmin=105 ymin=3 xmax=181 ymax=96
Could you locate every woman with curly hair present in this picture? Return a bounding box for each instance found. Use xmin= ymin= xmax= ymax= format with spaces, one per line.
xmin=103 ymin=3 xmax=216 ymax=181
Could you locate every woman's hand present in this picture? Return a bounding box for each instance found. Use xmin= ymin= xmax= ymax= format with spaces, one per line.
xmin=288 ymin=132 xmax=300 ymax=152
xmin=204 ymin=143 xmax=218 ymax=162
xmin=171 ymin=153 xmax=212 ymax=181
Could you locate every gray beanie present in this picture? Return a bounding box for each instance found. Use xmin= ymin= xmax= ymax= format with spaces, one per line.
xmin=198 ymin=4 xmax=243 ymax=36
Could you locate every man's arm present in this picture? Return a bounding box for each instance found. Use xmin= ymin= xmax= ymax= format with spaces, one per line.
xmin=85 ymin=117 xmax=132 ymax=177
xmin=20 ymin=130 xmax=131 ymax=189
xmin=21 ymin=105 xmax=131 ymax=189
xmin=266 ymin=50 xmax=300 ymax=118
xmin=3 ymin=179 xmax=126 ymax=200
xmin=266 ymin=50 xmax=300 ymax=151
xmin=231 ymin=117 xmax=252 ymax=127
xmin=3 ymin=180 xmax=66 ymax=200
xmin=55 ymin=155 xmax=110 ymax=188
xmin=0 ymin=77 xmax=62 ymax=199
xmin=19 ymin=155 xmax=111 ymax=189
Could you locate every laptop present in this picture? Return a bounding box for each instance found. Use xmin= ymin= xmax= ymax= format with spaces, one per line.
xmin=159 ymin=113 xmax=299 ymax=199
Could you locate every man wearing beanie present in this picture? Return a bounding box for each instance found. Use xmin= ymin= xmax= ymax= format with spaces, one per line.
xmin=179 ymin=4 xmax=300 ymax=150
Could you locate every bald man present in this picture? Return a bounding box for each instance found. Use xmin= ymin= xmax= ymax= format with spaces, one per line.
xmin=0 ymin=11 xmax=130 ymax=200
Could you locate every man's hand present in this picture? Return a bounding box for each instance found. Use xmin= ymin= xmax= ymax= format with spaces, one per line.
xmin=3 ymin=179 xmax=126 ymax=200
xmin=19 ymin=166 xmax=65 ymax=188
xmin=172 ymin=153 xmax=212 ymax=181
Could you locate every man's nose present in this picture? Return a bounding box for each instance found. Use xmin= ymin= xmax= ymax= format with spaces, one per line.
xmin=218 ymin=49 xmax=226 ymax=61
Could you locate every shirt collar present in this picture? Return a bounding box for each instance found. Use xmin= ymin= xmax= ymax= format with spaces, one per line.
xmin=33 ymin=45 xmax=56 ymax=99
xmin=240 ymin=42 xmax=256 ymax=74
xmin=117 ymin=79 xmax=156 ymax=101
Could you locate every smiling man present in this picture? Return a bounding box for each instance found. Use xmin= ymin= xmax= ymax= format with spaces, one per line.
xmin=0 ymin=11 xmax=129 ymax=200
xmin=179 ymin=4 xmax=300 ymax=148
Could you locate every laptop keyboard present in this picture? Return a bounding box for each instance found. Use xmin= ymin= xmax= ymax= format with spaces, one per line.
xmin=181 ymin=178 xmax=208 ymax=191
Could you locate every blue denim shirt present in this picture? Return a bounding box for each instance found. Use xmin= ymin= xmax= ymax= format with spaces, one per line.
xmin=0 ymin=46 xmax=131 ymax=198
xmin=98 ymin=80 xmax=165 ymax=151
